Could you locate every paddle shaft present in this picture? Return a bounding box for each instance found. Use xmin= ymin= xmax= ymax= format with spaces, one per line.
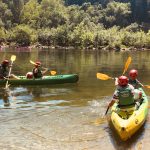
xmin=5 ymin=56 xmax=16 ymax=89
xmin=105 ymin=106 xmax=110 ymax=115
xmin=5 ymin=62 xmax=13 ymax=89
xmin=122 ymin=56 xmax=132 ymax=75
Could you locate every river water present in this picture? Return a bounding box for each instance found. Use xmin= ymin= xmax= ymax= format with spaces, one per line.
xmin=0 ymin=48 xmax=150 ymax=150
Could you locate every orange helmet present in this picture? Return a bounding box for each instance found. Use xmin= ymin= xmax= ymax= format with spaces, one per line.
xmin=35 ymin=61 xmax=41 ymax=67
xmin=129 ymin=69 xmax=138 ymax=79
xmin=26 ymin=72 xmax=33 ymax=79
xmin=118 ymin=76 xmax=128 ymax=86
xmin=2 ymin=59 xmax=9 ymax=65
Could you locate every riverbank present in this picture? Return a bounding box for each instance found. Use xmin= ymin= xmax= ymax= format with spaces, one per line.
xmin=0 ymin=44 xmax=149 ymax=52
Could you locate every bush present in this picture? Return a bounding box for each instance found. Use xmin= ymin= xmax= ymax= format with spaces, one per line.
xmin=0 ymin=27 xmax=6 ymax=43
xmin=9 ymin=25 xmax=37 ymax=46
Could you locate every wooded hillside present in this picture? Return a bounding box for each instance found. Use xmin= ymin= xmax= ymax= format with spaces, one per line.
xmin=0 ymin=0 xmax=150 ymax=49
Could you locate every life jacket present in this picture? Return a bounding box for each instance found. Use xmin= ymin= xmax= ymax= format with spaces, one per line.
xmin=0 ymin=64 xmax=8 ymax=79
xmin=32 ymin=67 xmax=42 ymax=78
xmin=129 ymin=79 xmax=140 ymax=89
xmin=117 ymin=85 xmax=134 ymax=106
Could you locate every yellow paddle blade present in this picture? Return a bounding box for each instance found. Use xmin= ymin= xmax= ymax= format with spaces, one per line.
xmin=96 ymin=73 xmax=113 ymax=80
xmin=50 ymin=71 xmax=57 ymax=75
xmin=122 ymin=56 xmax=132 ymax=75
xmin=144 ymin=85 xmax=150 ymax=89
xmin=11 ymin=55 xmax=16 ymax=62
xmin=30 ymin=60 xmax=36 ymax=65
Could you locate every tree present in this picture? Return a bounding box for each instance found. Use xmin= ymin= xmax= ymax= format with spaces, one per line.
xmin=10 ymin=25 xmax=37 ymax=46
xmin=0 ymin=1 xmax=13 ymax=29
xmin=20 ymin=0 xmax=40 ymax=28
xmin=0 ymin=27 xmax=6 ymax=43
xmin=103 ymin=2 xmax=131 ymax=27
xmin=11 ymin=0 xmax=24 ymax=23
xmin=38 ymin=0 xmax=68 ymax=28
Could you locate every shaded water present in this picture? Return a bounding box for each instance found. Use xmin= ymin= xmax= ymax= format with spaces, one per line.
xmin=0 ymin=48 xmax=150 ymax=149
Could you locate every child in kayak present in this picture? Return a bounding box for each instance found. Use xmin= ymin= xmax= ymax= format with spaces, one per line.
xmin=109 ymin=76 xmax=135 ymax=108
xmin=0 ymin=59 xmax=19 ymax=79
xmin=32 ymin=61 xmax=48 ymax=78
xmin=0 ymin=60 xmax=10 ymax=79
xmin=109 ymin=76 xmax=142 ymax=114
xmin=128 ymin=69 xmax=143 ymax=89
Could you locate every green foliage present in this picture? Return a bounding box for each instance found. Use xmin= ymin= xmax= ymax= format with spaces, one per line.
xmin=38 ymin=25 xmax=71 ymax=47
xmin=38 ymin=0 xmax=68 ymax=28
xmin=0 ymin=27 xmax=6 ymax=42
xmin=65 ymin=0 xmax=103 ymax=5
xmin=70 ymin=19 xmax=102 ymax=48
xmin=0 ymin=1 xmax=13 ymax=28
xmin=68 ymin=5 xmax=88 ymax=26
xmin=38 ymin=28 xmax=54 ymax=46
xmin=11 ymin=0 xmax=24 ymax=23
xmin=125 ymin=23 xmax=140 ymax=32
xmin=0 ymin=0 xmax=150 ymax=49
xmin=103 ymin=2 xmax=131 ymax=27
xmin=10 ymin=25 xmax=37 ymax=46
xmin=20 ymin=0 xmax=40 ymax=28
xmin=53 ymin=25 xmax=71 ymax=46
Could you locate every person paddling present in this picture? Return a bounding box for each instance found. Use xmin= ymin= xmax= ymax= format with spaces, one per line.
xmin=128 ymin=69 xmax=143 ymax=89
xmin=0 ymin=59 xmax=19 ymax=79
xmin=32 ymin=61 xmax=48 ymax=79
xmin=108 ymin=76 xmax=142 ymax=117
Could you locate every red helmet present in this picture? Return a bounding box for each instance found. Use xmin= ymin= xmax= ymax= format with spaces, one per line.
xmin=2 ymin=59 xmax=9 ymax=65
xmin=129 ymin=69 xmax=138 ymax=79
xmin=118 ymin=76 xmax=129 ymax=86
xmin=35 ymin=61 xmax=41 ymax=67
xmin=26 ymin=72 xmax=33 ymax=79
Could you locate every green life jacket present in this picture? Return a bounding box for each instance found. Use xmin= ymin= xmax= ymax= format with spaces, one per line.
xmin=0 ymin=65 xmax=8 ymax=78
xmin=117 ymin=86 xmax=134 ymax=106
xmin=129 ymin=79 xmax=139 ymax=89
xmin=33 ymin=68 xmax=42 ymax=78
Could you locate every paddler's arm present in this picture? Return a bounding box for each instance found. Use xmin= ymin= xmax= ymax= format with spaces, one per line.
xmin=108 ymin=90 xmax=119 ymax=107
xmin=42 ymin=68 xmax=48 ymax=75
xmin=136 ymin=79 xmax=144 ymax=87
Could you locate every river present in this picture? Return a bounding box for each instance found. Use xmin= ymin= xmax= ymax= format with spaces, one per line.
xmin=0 ymin=48 xmax=150 ymax=150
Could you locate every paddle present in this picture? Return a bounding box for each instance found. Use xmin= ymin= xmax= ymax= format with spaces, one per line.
xmin=5 ymin=55 xmax=16 ymax=89
xmin=104 ymin=99 xmax=116 ymax=116
xmin=29 ymin=60 xmax=56 ymax=75
xmin=96 ymin=73 xmax=114 ymax=80
xmin=143 ymin=85 xmax=150 ymax=89
xmin=122 ymin=56 xmax=132 ymax=75
xmin=101 ymin=56 xmax=132 ymax=116
xmin=105 ymin=106 xmax=110 ymax=115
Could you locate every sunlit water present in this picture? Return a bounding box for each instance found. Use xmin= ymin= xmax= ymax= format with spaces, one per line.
xmin=0 ymin=48 xmax=150 ymax=149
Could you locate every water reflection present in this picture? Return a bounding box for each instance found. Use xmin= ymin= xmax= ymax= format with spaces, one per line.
xmin=10 ymin=86 xmax=79 ymax=109
xmin=3 ymin=89 xmax=10 ymax=107
xmin=0 ymin=88 xmax=10 ymax=107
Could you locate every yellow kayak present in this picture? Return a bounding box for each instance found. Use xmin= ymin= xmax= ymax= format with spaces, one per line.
xmin=110 ymin=88 xmax=148 ymax=141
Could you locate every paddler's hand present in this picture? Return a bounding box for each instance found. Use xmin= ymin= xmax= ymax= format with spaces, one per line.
xmin=114 ymin=77 xmax=118 ymax=86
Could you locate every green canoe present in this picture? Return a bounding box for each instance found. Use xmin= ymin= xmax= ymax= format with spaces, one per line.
xmin=0 ymin=74 xmax=79 ymax=86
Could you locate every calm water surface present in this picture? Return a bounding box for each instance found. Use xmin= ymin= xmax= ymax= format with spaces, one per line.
xmin=0 ymin=48 xmax=150 ymax=150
